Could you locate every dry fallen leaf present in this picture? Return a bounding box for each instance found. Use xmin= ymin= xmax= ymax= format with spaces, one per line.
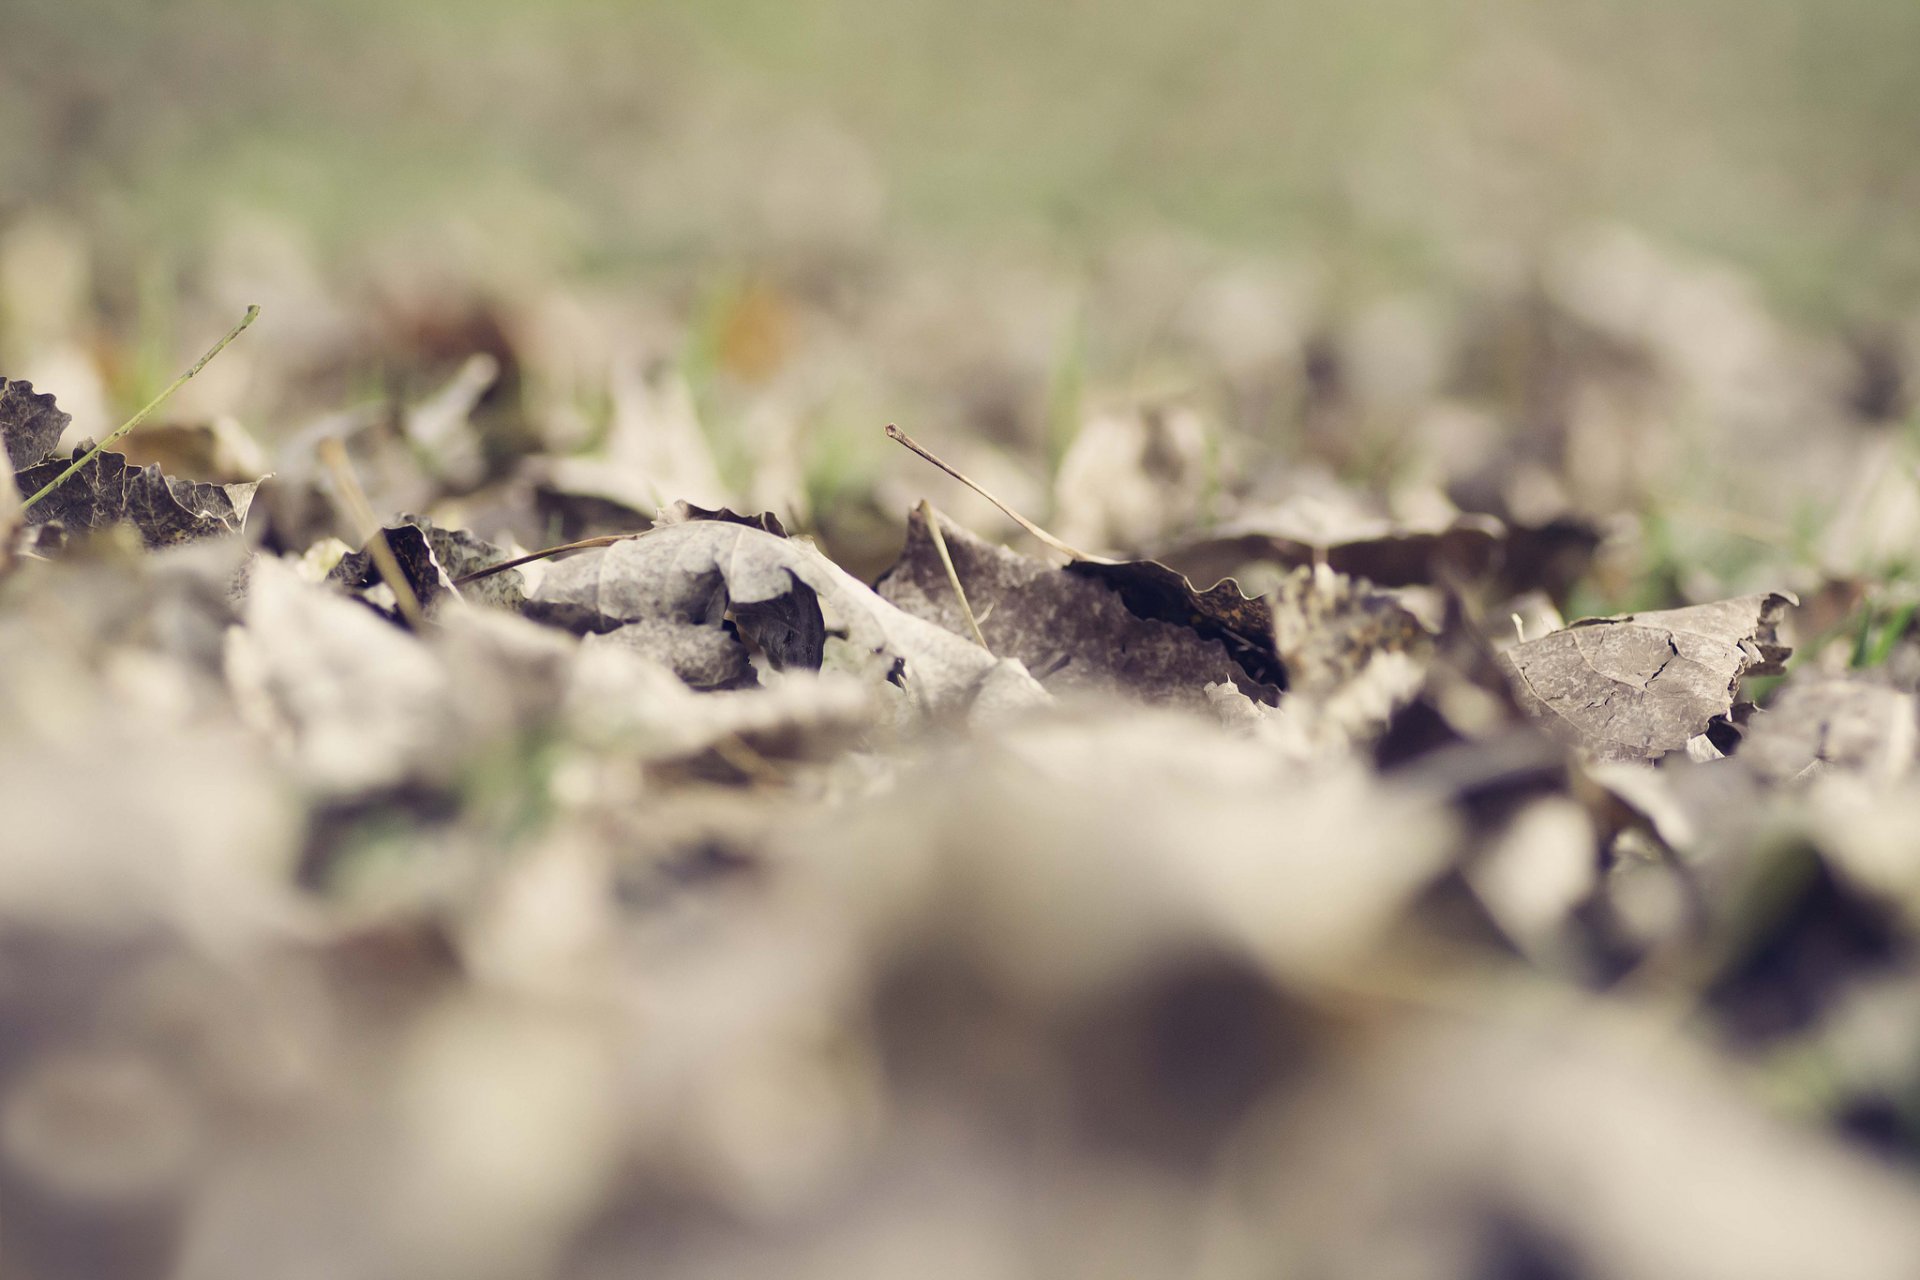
xmin=1497 ymin=593 xmax=1794 ymax=761
xmin=0 ymin=378 xmax=72 ymax=472
xmin=529 ymin=516 xmax=1044 ymax=716
xmin=877 ymin=504 xmax=1283 ymax=706
xmin=1159 ymin=502 xmax=1599 ymax=600
xmin=1738 ymin=673 xmax=1918 ymax=784
xmin=329 ymin=516 xmax=525 ymax=616
xmin=6 ymin=375 xmax=261 ymax=550
xmin=10 ymin=191 xmax=1920 ymax=1280
xmin=15 ymin=448 xmax=260 ymax=550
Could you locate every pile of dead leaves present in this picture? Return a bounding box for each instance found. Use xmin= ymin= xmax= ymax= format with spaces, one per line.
xmin=6 ymin=366 xmax=1920 ymax=1280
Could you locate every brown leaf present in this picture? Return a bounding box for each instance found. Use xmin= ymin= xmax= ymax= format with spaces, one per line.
xmin=14 ymin=448 xmax=260 ymax=550
xmin=1067 ymin=558 xmax=1285 ymax=692
xmin=876 ymin=505 xmax=1283 ymax=706
xmin=654 ymin=499 xmax=788 ymax=538
xmin=1496 ymin=593 xmax=1795 ymax=761
xmin=0 ymin=379 xmax=72 ymax=472
xmin=329 ymin=517 xmax=525 ymax=616
xmin=1160 ymin=512 xmax=1600 ymax=598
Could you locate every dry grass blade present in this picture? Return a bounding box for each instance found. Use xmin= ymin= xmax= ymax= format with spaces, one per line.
xmin=918 ymin=498 xmax=990 ymax=651
xmin=453 ymin=532 xmax=644 ymax=585
xmin=886 ymin=423 xmax=1095 ymax=562
xmin=317 ymin=437 xmax=427 ymax=630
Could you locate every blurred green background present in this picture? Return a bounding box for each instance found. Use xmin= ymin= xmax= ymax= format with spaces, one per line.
xmin=7 ymin=0 xmax=1920 ymax=320
xmin=9 ymin=0 xmax=1920 ymax=609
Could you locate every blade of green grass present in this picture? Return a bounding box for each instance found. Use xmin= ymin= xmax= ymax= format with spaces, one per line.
xmin=21 ymin=304 xmax=260 ymax=511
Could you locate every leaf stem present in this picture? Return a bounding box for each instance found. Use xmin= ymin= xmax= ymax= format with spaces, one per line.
xmin=21 ymin=305 xmax=260 ymax=511
xmin=884 ymin=424 xmax=1094 ymax=562
xmin=453 ymin=532 xmax=645 ymax=585
xmin=317 ymin=437 xmax=427 ymax=631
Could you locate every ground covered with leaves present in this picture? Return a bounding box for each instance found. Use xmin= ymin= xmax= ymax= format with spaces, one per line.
xmin=6 ymin=216 xmax=1920 ymax=1280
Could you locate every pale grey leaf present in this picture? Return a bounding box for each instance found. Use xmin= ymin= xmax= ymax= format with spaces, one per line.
xmin=1497 ymin=593 xmax=1794 ymax=761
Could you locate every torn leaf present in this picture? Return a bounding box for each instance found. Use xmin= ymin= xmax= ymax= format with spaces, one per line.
xmin=1497 ymin=593 xmax=1795 ymax=761
xmin=413 ymin=520 xmax=527 ymax=611
xmin=329 ymin=517 xmax=526 ymax=616
xmin=1067 ymin=557 xmax=1286 ymax=693
xmin=1 ymin=379 xmax=71 ymax=471
xmin=14 ymin=448 xmax=259 ymax=550
xmin=876 ymin=505 xmax=1283 ymax=706
xmin=328 ymin=522 xmax=456 ymax=615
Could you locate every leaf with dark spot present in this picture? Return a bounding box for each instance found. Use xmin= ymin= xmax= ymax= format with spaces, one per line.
xmin=530 ymin=516 xmax=1032 ymax=713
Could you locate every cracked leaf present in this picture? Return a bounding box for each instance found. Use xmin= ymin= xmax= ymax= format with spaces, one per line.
xmin=14 ymin=448 xmax=259 ymax=550
xmin=1496 ymin=593 xmax=1794 ymax=761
